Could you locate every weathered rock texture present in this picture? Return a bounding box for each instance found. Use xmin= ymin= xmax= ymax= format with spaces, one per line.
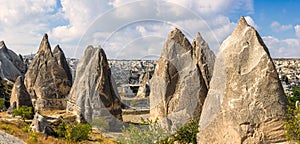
xmin=24 ymin=34 xmax=72 ymax=110
xmin=30 ymin=112 xmax=54 ymax=136
xmin=0 ymin=41 xmax=26 ymax=82
xmin=9 ymin=76 xmax=32 ymax=110
xmin=149 ymin=28 xmax=208 ymax=130
xmin=136 ymin=71 xmax=150 ymax=98
xmin=197 ymin=17 xmax=288 ymax=143
xmin=67 ymin=46 xmax=122 ymax=130
xmin=192 ymin=32 xmax=215 ymax=88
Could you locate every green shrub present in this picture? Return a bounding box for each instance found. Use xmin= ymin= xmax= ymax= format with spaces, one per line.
xmin=171 ymin=119 xmax=199 ymax=144
xmin=13 ymin=106 xmax=33 ymax=121
xmin=117 ymin=118 xmax=170 ymax=144
xmin=56 ymin=121 xmax=67 ymax=138
xmin=0 ymin=98 xmax=5 ymax=109
xmin=284 ymin=87 xmax=300 ymax=143
xmin=29 ymin=132 xmax=38 ymax=143
xmin=70 ymin=123 xmax=91 ymax=142
xmin=22 ymin=124 xmax=31 ymax=133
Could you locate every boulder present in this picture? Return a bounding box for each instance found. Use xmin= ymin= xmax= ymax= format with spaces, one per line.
xmin=192 ymin=32 xmax=216 ymax=88
xmin=30 ymin=112 xmax=54 ymax=136
xmin=8 ymin=76 xmax=32 ymax=111
xmin=0 ymin=41 xmax=26 ymax=82
xmin=197 ymin=17 xmax=288 ymax=143
xmin=24 ymin=34 xmax=72 ymax=110
xmin=149 ymin=28 xmax=208 ymax=130
xmin=66 ymin=46 xmax=122 ymax=131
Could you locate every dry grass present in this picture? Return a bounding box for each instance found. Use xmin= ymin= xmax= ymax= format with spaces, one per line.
xmin=0 ymin=114 xmax=116 ymax=144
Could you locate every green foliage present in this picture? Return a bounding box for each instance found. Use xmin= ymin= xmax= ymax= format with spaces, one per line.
xmin=172 ymin=119 xmax=199 ymax=144
xmin=13 ymin=106 xmax=33 ymax=121
xmin=284 ymin=87 xmax=300 ymax=143
xmin=0 ymin=98 xmax=5 ymax=109
xmin=55 ymin=122 xmax=91 ymax=142
xmin=91 ymin=118 xmax=109 ymax=134
xmin=22 ymin=124 xmax=31 ymax=133
xmin=117 ymin=118 xmax=170 ymax=144
xmin=56 ymin=121 xmax=67 ymax=138
xmin=70 ymin=123 xmax=91 ymax=142
xmin=29 ymin=132 xmax=38 ymax=143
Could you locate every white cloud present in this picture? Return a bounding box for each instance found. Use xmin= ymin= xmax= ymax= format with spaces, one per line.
xmin=244 ymin=16 xmax=259 ymax=30
xmin=263 ymin=36 xmax=300 ymax=58
xmin=295 ymin=25 xmax=300 ymax=38
xmin=271 ymin=21 xmax=293 ymax=32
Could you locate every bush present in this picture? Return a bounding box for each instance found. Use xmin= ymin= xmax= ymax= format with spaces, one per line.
xmin=13 ymin=106 xmax=33 ymax=121
xmin=171 ymin=119 xmax=199 ymax=144
xmin=70 ymin=123 xmax=91 ymax=142
xmin=284 ymin=87 xmax=300 ymax=143
xmin=117 ymin=118 xmax=170 ymax=144
xmin=0 ymin=98 xmax=5 ymax=109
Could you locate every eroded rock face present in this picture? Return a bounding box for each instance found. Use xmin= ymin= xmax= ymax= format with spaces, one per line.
xmin=30 ymin=112 xmax=54 ymax=136
xmin=149 ymin=28 xmax=208 ymax=130
xmin=136 ymin=71 xmax=150 ymax=98
xmin=24 ymin=34 xmax=72 ymax=110
xmin=197 ymin=17 xmax=287 ymax=143
xmin=67 ymin=46 xmax=122 ymax=130
xmin=9 ymin=76 xmax=32 ymax=110
xmin=192 ymin=33 xmax=215 ymax=88
xmin=0 ymin=41 xmax=26 ymax=82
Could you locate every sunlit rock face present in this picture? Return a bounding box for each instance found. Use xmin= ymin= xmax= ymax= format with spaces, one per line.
xmin=0 ymin=41 xmax=26 ymax=82
xmin=24 ymin=34 xmax=72 ymax=110
xmin=197 ymin=17 xmax=288 ymax=143
xmin=149 ymin=28 xmax=208 ymax=130
xmin=67 ymin=46 xmax=123 ymax=131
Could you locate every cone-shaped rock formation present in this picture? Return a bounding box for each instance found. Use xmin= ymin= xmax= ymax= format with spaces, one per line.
xmin=24 ymin=34 xmax=72 ymax=110
xmin=67 ymin=46 xmax=122 ymax=130
xmin=192 ymin=32 xmax=215 ymax=88
xmin=197 ymin=17 xmax=287 ymax=143
xmin=9 ymin=76 xmax=33 ymax=110
xmin=149 ymin=28 xmax=208 ymax=130
xmin=0 ymin=41 xmax=26 ymax=82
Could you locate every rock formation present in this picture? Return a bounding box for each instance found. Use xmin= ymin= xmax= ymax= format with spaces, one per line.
xmin=136 ymin=71 xmax=150 ymax=98
xmin=30 ymin=112 xmax=54 ymax=136
xmin=149 ymin=28 xmax=208 ymax=130
xmin=67 ymin=46 xmax=122 ymax=130
xmin=192 ymin=32 xmax=215 ymax=88
xmin=24 ymin=34 xmax=72 ymax=110
xmin=197 ymin=17 xmax=287 ymax=143
xmin=9 ymin=76 xmax=32 ymax=110
xmin=0 ymin=41 xmax=26 ymax=82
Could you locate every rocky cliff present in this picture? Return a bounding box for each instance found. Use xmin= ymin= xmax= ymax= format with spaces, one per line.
xmin=66 ymin=46 xmax=122 ymax=130
xmin=24 ymin=34 xmax=72 ymax=110
xmin=0 ymin=41 xmax=26 ymax=82
xmin=149 ymin=28 xmax=208 ymax=130
xmin=197 ymin=17 xmax=287 ymax=143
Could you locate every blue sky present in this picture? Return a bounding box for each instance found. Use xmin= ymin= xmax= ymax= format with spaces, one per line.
xmin=0 ymin=0 xmax=299 ymax=59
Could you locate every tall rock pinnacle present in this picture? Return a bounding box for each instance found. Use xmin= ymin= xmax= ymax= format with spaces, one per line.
xmin=192 ymin=32 xmax=215 ymax=88
xmin=0 ymin=41 xmax=26 ymax=81
xmin=197 ymin=17 xmax=287 ymax=143
xmin=67 ymin=46 xmax=122 ymax=130
xmin=24 ymin=34 xmax=72 ymax=110
xmin=149 ymin=28 xmax=208 ymax=130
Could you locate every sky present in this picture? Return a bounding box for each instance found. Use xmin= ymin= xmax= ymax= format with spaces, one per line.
xmin=0 ymin=0 xmax=299 ymax=59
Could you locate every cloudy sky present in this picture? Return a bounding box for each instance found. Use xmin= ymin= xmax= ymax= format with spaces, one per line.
xmin=0 ymin=0 xmax=299 ymax=59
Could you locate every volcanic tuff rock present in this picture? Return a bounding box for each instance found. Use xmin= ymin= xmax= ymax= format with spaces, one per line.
xmin=197 ymin=17 xmax=288 ymax=143
xmin=149 ymin=28 xmax=208 ymax=130
xmin=9 ymin=76 xmax=33 ymax=110
xmin=30 ymin=112 xmax=54 ymax=136
xmin=67 ymin=46 xmax=122 ymax=130
xmin=24 ymin=34 xmax=72 ymax=110
xmin=0 ymin=41 xmax=26 ymax=82
xmin=192 ymin=32 xmax=215 ymax=88
xmin=136 ymin=71 xmax=150 ymax=98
